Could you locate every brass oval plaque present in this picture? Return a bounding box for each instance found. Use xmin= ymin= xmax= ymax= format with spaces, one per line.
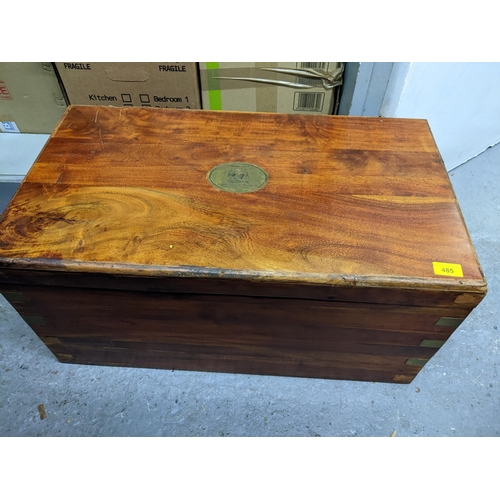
xmin=208 ymin=162 xmax=268 ymax=193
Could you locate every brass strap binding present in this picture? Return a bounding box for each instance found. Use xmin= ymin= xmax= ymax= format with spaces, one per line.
xmin=435 ymin=317 xmax=464 ymax=327
xmin=20 ymin=315 xmax=47 ymax=326
xmin=420 ymin=339 xmax=446 ymax=348
xmin=405 ymin=358 xmax=429 ymax=367
xmin=0 ymin=291 xmax=28 ymax=303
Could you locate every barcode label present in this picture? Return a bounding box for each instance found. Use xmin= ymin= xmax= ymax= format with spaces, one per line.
xmin=297 ymin=62 xmax=329 ymax=70
xmin=297 ymin=77 xmax=321 ymax=86
xmin=296 ymin=63 xmax=329 ymax=86
xmin=294 ymin=92 xmax=324 ymax=112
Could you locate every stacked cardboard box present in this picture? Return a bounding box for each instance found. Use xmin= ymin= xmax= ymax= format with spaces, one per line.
xmin=55 ymin=63 xmax=201 ymax=109
xmin=199 ymin=62 xmax=343 ymax=115
xmin=0 ymin=63 xmax=68 ymax=133
xmin=1 ymin=62 xmax=342 ymax=136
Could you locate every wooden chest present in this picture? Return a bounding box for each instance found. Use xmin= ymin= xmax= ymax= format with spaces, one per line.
xmin=0 ymin=105 xmax=487 ymax=383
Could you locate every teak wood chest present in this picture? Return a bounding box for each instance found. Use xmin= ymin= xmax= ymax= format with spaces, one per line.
xmin=0 ymin=105 xmax=487 ymax=383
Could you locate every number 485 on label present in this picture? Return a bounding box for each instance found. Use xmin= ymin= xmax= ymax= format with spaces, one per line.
xmin=433 ymin=262 xmax=464 ymax=277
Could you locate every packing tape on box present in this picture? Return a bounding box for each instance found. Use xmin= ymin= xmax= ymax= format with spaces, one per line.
xmin=216 ymin=65 xmax=344 ymax=90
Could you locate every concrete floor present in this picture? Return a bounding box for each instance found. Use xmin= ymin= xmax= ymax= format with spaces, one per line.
xmin=0 ymin=143 xmax=499 ymax=437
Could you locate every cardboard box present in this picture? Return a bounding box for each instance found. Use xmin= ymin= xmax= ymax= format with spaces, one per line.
xmin=55 ymin=63 xmax=201 ymax=109
xmin=199 ymin=62 xmax=343 ymax=115
xmin=0 ymin=63 xmax=68 ymax=133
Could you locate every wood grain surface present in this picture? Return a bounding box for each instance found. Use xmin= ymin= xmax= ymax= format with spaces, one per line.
xmin=0 ymin=106 xmax=486 ymax=293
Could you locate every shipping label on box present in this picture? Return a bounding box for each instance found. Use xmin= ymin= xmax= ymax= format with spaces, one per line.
xmin=199 ymin=62 xmax=343 ymax=115
xmin=55 ymin=63 xmax=201 ymax=109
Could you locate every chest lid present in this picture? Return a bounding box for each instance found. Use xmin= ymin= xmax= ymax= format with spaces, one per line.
xmin=0 ymin=105 xmax=486 ymax=297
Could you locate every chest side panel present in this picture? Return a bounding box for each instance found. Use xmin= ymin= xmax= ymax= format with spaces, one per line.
xmin=2 ymin=284 xmax=475 ymax=383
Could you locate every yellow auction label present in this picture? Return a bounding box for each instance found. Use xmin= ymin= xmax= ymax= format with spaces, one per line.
xmin=433 ymin=262 xmax=464 ymax=278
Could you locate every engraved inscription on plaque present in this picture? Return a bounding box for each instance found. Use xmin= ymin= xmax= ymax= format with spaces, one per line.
xmin=208 ymin=162 xmax=269 ymax=193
